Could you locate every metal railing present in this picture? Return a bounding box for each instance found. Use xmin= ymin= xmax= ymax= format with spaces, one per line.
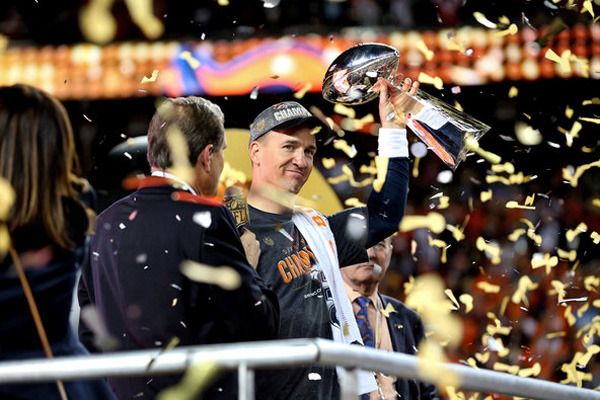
xmin=0 ymin=339 xmax=597 ymax=400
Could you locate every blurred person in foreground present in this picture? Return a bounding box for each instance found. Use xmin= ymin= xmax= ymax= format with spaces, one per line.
xmin=246 ymin=78 xmax=417 ymax=399
xmin=342 ymin=236 xmax=439 ymax=399
xmin=0 ymin=84 xmax=115 ymax=399
xmin=78 ymin=96 xmax=279 ymax=399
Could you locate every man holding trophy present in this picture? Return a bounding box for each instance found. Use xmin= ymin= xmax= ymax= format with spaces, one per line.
xmin=244 ymin=69 xmax=420 ymax=398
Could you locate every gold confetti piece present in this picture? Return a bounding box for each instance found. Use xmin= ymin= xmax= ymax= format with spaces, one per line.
xmin=545 ymin=49 xmax=571 ymax=73
xmin=518 ymin=363 xmax=541 ymax=378
xmin=333 ymin=139 xmax=358 ymax=158
xmin=327 ymin=175 xmax=349 ymax=185
xmin=577 ymin=303 xmax=589 ymax=318
xmin=158 ymin=360 xmax=220 ymax=400
xmin=505 ymin=201 xmax=535 ymax=210
xmin=498 ymin=15 xmax=511 ymax=25
xmin=465 ymin=137 xmax=501 ymax=164
xmin=0 ymin=177 xmax=15 ymax=221
xmin=515 ymin=122 xmax=542 ymax=146
xmin=582 ymin=0 xmax=595 ymax=17
xmin=508 ymin=86 xmax=518 ymax=98
xmin=436 ymin=196 xmax=450 ymax=210
xmin=344 ymin=197 xmax=366 ymax=207
xmin=557 ymin=248 xmax=577 ymax=261
xmin=593 ymin=198 xmax=600 ymax=208
xmin=476 ymin=281 xmax=501 ymax=294
xmin=342 ymin=322 xmax=350 ymax=337
xmin=480 ymin=190 xmax=492 ymax=203
xmin=171 ymin=298 xmax=178 ymax=307
xmin=418 ymin=72 xmax=443 ymax=90
xmin=294 ymin=82 xmax=312 ymax=99
xmin=321 ymin=158 xmax=335 ymax=169
xmin=446 ymin=224 xmax=465 ymax=242
xmin=546 ymin=331 xmax=566 ymax=339
xmin=531 ymin=252 xmax=558 ymax=274
xmin=372 ymin=156 xmax=389 ymax=192
xmin=491 ymin=162 xmax=515 ymax=174
xmin=550 ymin=280 xmax=567 ymax=303
xmin=564 ymin=305 xmax=576 ymax=326
xmin=475 ymin=352 xmax=490 ymax=364
xmin=399 ymin=212 xmax=446 ymax=234
xmin=333 ymin=103 xmax=356 ymax=119
xmin=141 ymin=69 xmax=159 ymax=84
xmin=563 ymin=160 xmax=600 ymax=187
xmin=512 ymin=276 xmax=538 ymax=305
xmin=418 ymin=341 xmax=461 ymax=389
xmin=179 ymin=51 xmax=200 ymax=69
xmin=582 ymin=97 xmax=600 ymax=105
xmin=405 ymin=274 xmax=463 ymax=347
xmin=593 ymin=299 xmax=600 ymax=308
xmin=476 ymin=237 xmax=501 ymax=264
xmin=381 ymin=302 xmax=397 ymax=317
xmin=500 ymin=296 xmax=509 ymax=315
xmin=508 ymin=228 xmax=526 ymax=242
xmin=566 ymin=222 xmax=588 ymax=242
xmin=565 ymin=106 xmax=574 ymax=119
xmin=466 ymin=358 xmax=478 ymax=369
xmin=486 ymin=318 xmax=512 ymax=336
xmin=217 ymin=0 xmax=229 ymax=5
xmin=180 ymin=261 xmax=241 ymax=290
xmin=446 ymin=37 xmax=466 ymax=53
xmin=493 ymin=362 xmax=520 ymax=375
xmin=524 ymin=193 xmax=535 ymax=206
xmin=579 ymin=345 xmax=600 ymax=366
xmin=473 ymin=12 xmax=497 ymax=28
xmin=453 ymin=100 xmax=463 ymax=112
xmin=494 ymin=23 xmax=518 ymax=38
xmin=147 ymin=336 xmax=181 ymax=371
xmin=579 ymin=116 xmax=600 ymax=124
xmin=459 ymin=294 xmax=473 ymax=313
xmin=560 ymin=353 xmax=593 ymax=387
xmin=444 ymin=289 xmax=460 ymax=311
xmin=339 ymin=165 xmax=374 ymax=188
xmin=584 ymin=276 xmax=599 ymax=292
xmin=416 ymin=40 xmax=434 ymax=61
xmin=428 ymin=236 xmax=448 ymax=263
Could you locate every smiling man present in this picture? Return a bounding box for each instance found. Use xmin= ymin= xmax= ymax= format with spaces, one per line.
xmin=245 ymin=79 xmax=418 ymax=400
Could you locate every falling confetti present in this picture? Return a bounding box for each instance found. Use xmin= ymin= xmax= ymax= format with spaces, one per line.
xmin=179 ymin=51 xmax=200 ymax=69
xmin=398 ymin=212 xmax=446 ymax=234
xmin=294 ymin=83 xmax=312 ymax=99
xmin=333 ymin=139 xmax=358 ymax=158
xmin=141 ymin=69 xmax=159 ymax=84
xmin=417 ymin=72 xmax=444 ymax=90
xmin=473 ymin=12 xmax=497 ymax=29
xmin=180 ymin=260 xmax=241 ymax=290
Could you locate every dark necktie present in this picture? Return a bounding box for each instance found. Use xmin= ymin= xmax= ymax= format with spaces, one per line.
xmin=355 ymin=296 xmax=374 ymax=348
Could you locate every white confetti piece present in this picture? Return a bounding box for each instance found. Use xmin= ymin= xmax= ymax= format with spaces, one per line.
xmin=193 ymin=211 xmax=212 ymax=228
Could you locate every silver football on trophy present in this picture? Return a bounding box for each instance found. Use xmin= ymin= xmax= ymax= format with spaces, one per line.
xmin=323 ymin=43 xmax=400 ymax=105
xmin=322 ymin=43 xmax=491 ymax=169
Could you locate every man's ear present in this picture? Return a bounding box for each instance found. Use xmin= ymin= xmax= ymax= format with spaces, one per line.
xmin=249 ymin=141 xmax=261 ymax=166
xmin=197 ymin=144 xmax=213 ymax=171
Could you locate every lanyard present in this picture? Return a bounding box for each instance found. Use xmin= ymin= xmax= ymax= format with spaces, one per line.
xmin=151 ymin=170 xmax=197 ymax=195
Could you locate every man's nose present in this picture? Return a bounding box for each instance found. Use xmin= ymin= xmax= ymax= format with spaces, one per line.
xmin=367 ymin=247 xmax=377 ymax=261
xmin=292 ymin=149 xmax=308 ymax=168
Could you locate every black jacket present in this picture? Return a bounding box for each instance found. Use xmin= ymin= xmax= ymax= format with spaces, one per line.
xmin=78 ymin=178 xmax=279 ymax=399
xmin=380 ymin=294 xmax=439 ymax=400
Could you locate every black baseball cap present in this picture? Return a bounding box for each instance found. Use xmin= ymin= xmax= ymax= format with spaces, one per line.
xmin=249 ymin=101 xmax=333 ymax=145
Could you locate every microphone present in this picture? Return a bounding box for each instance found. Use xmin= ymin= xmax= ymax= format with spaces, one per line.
xmin=224 ymin=185 xmax=250 ymax=232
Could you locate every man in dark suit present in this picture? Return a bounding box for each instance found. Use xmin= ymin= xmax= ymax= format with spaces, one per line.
xmin=342 ymin=236 xmax=438 ymax=399
xmin=78 ymin=96 xmax=279 ymax=399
